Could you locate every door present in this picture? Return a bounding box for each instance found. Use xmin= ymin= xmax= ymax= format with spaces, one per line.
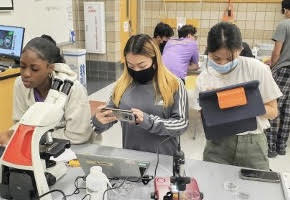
xmin=120 ymin=0 xmax=138 ymax=62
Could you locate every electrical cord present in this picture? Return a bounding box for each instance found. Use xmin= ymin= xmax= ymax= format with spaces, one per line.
xmin=37 ymin=189 xmax=66 ymax=200
xmin=108 ymin=171 xmax=153 ymax=185
xmin=102 ymin=177 xmax=128 ymax=200
xmin=62 ymin=176 xmax=87 ymax=199
xmin=81 ymin=193 xmax=91 ymax=200
xmin=109 ymin=176 xmax=141 ymax=183
xmin=154 ymin=135 xmax=177 ymax=178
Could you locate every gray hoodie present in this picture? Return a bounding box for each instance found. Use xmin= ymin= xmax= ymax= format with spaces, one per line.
xmin=91 ymin=80 xmax=189 ymax=155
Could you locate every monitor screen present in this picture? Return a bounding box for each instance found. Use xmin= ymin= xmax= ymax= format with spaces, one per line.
xmin=0 ymin=25 xmax=25 ymax=60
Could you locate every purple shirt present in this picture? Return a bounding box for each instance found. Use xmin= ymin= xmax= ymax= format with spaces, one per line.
xmin=34 ymin=89 xmax=45 ymax=102
xmin=162 ymin=38 xmax=199 ymax=79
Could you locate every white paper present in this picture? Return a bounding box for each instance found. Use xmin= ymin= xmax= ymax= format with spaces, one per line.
xmin=123 ymin=21 xmax=129 ymax=32
xmin=66 ymin=0 xmax=73 ymax=30
xmin=177 ymin=17 xmax=186 ymax=30
xmin=84 ymin=2 xmax=106 ymax=54
xmin=50 ymin=148 xmax=77 ymax=162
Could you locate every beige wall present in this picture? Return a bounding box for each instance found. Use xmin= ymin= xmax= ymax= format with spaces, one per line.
xmin=142 ymin=1 xmax=284 ymax=54
xmin=70 ymin=1 xmax=284 ymax=62
xmin=72 ymin=0 xmax=121 ymax=63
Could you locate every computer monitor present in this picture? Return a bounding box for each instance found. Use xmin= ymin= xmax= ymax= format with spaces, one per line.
xmin=0 ymin=25 xmax=25 ymax=60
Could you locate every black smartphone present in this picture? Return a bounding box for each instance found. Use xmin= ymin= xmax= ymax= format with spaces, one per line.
xmin=240 ymin=168 xmax=280 ymax=183
xmin=102 ymin=107 xmax=135 ymax=123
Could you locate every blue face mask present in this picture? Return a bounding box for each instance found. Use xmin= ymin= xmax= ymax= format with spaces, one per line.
xmin=208 ymin=58 xmax=239 ymax=74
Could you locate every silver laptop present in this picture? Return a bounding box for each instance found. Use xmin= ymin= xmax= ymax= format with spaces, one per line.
xmin=76 ymin=153 xmax=150 ymax=178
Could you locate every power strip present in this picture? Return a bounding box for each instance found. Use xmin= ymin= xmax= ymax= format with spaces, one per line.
xmin=281 ymin=172 xmax=290 ymax=200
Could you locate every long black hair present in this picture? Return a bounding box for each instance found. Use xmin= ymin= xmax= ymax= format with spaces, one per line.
xmin=22 ymin=35 xmax=65 ymax=64
xmin=206 ymin=22 xmax=242 ymax=54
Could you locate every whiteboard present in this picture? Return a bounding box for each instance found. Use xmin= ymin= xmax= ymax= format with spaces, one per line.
xmin=0 ymin=0 xmax=73 ymax=45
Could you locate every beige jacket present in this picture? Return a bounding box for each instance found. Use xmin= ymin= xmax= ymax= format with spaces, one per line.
xmin=10 ymin=63 xmax=95 ymax=144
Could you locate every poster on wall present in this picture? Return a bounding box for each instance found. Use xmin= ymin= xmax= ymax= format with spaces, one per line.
xmin=177 ymin=17 xmax=186 ymax=30
xmin=84 ymin=2 xmax=106 ymax=54
xmin=0 ymin=0 xmax=13 ymax=10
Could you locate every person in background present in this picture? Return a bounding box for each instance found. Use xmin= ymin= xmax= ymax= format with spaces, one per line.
xmin=0 ymin=35 xmax=94 ymax=145
xmin=265 ymin=0 xmax=290 ymax=158
xmin=153 ymin=22 xmax=174 ymax=54
xmin=91 ymin=34 xmax=188 ymax=156
xmin=162 ymin=24 xmax=199 ymax=83
xmin=240 ymin=42 xmax=255 ymax=58
xmin=193 ymin=22 xmax=282 ymax=170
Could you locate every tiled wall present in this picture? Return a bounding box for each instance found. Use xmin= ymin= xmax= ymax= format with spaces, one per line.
xmin=69 ymin=0 xmax=284 ymax=81
xmin=142 ymin=1 xmax=284 ymax=54
xmin=72 ymin=0 xmax=122 ymax=81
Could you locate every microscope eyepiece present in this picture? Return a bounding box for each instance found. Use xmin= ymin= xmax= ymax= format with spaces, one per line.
xmin=61 ymin=80 xmax=74 ymax=95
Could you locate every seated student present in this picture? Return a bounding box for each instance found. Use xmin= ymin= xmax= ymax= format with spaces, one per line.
xmin=162 ymin=24 xmax=199 ymax=83
xmin=91 ymin=34 xmax=189 ymax=156
xmin=0 ymin=35 xmax=93 ymax=145
xmin=193 ymin=22 xmax=282 ymax=170
xmin=153 ymin=22 xmax=174 ymax=54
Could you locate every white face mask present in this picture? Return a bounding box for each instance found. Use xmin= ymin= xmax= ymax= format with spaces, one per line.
xmin=208 ymin=58 xmax=239 ymax=74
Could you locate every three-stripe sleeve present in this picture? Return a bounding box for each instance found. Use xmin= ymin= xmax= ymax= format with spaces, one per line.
xmin=138 ymin=80 xmax=189 ymax=136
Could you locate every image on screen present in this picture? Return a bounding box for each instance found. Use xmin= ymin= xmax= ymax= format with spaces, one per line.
xmin=0 ymin=25 xmax=25 ymax=59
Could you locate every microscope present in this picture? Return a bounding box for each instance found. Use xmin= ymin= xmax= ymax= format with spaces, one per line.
xmin=0 ymin=77 xmax=73 ymax=200
xmin=151 ymin=138 xmax=203 ymax=200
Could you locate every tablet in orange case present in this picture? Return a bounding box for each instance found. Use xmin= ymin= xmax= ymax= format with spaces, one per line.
xmin=217 ymin=87 xmax=247 ymax=109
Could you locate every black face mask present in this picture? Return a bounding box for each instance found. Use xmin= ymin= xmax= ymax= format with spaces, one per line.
xmin=127 ymin=65 xmax=156 ymax=84
xmin=159 ymin=41 xmax=167 ymax=54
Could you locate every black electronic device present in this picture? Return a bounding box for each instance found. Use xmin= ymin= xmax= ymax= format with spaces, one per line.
xmin=240 ymin=168 xmax=280 ymax=183
xmin=102 ymin=107 xmax=135 ymax=122
xmin=199 ymin=80 xmax=266 ymax=140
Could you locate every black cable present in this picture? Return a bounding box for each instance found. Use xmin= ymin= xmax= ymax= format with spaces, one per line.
xmin=37 ymin=189 xmax=66 ymax=200
xmin=81 ymin=193 xmax=91 ymax=200
xmin=177 ymin=135 xmax=181 ymax=152
xmin=154 ymin=135 xmax=177 ymax=178
xmin=109 ymin=176 xmax=141 ymax=183
xmin=63 ymin=176 xmax=86 ymax=199
xmin=102 ymin=177 xmax=128 ymax=200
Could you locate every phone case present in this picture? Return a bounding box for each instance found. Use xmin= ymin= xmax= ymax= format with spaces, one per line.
xmin=102 ymin=107 xmax=135 ymax=122
xmin=112 ymin=110 xmax=135 ymax=122
xmin=239 ymin=169 xmax=280 ymax=183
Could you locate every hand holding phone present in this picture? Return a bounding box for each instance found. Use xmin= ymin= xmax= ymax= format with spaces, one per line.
xmin=95 ymin=105 xmax=117 ymax=125
xmin=239 ymin=168 xmax=280 ymax=183
xmin=131 ymin=108 xmax=144 ymax=124
xmin=102 ymin=107 xmax=135 ymax=123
